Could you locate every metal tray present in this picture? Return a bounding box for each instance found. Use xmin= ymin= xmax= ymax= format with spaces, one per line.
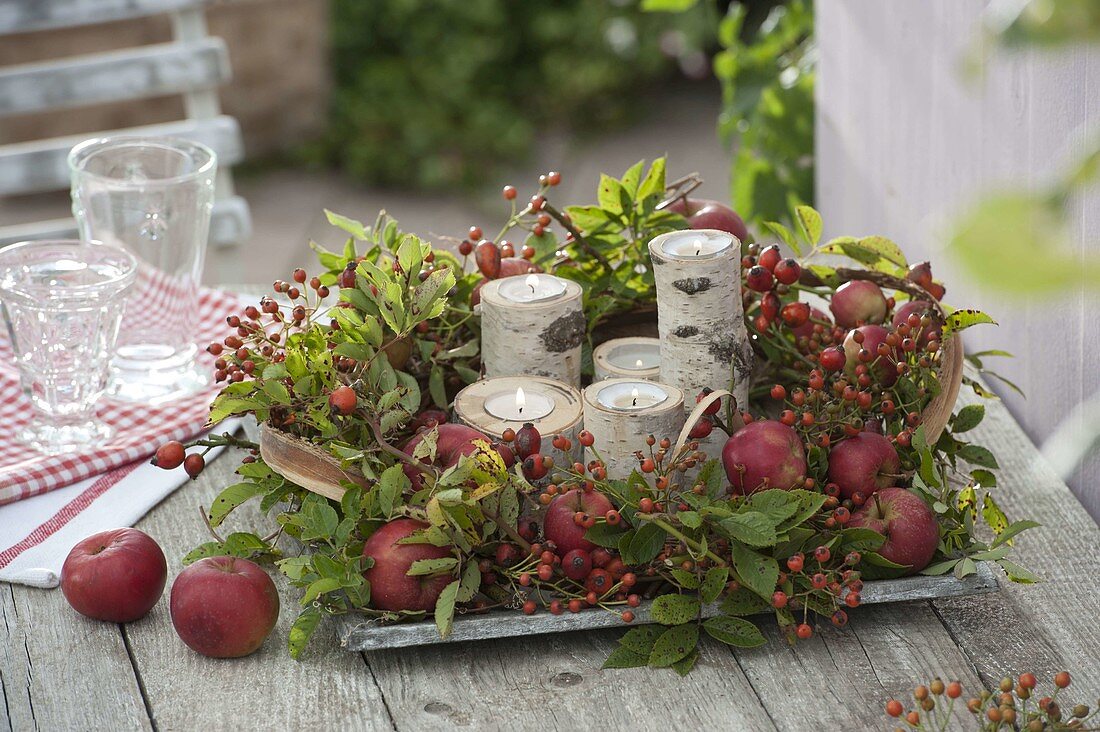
xmin=337 ymin=561 xmax=999 ymax=651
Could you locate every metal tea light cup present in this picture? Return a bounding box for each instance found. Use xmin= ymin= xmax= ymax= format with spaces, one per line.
xmin=0 ymin=240 xmax=137 ymax=453
xmin=69 ymin=136 xmax=217 ymax=403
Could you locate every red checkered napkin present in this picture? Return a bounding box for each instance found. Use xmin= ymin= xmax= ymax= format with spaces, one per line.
xmin=0 ymin=287 xmax=242 ymax=505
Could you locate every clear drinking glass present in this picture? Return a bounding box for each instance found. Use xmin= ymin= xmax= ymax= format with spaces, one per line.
xmin=0 ymin=240 xmax=136 ymax=453
xmin=69 ymin=136 xmax=217 ymax=403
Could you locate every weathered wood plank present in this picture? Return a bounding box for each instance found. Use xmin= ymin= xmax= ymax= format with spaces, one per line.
xmin=363 ymin=629 xmax=778 ymax=731
xmin=732 ymin=601 xmax=987 ymax=731
xmin=339 ymin=562 xmax=998 ymax=651
xmin=0 ymin=39 xmax=229 ymax=117
xmin=931 ymin=388 xmax=1100 ymax=698
xmin=0 ymin=0 xmax=208 ymax=35
xmin=0 ymin=115 xmax=243 ymax=196
xmin=0 ymin=583 xmax=151 ymax=731
xmin=0 ymin=196 xmax=251 ymax=248
xmin=122 ymin=423 xmax=394 ymax=731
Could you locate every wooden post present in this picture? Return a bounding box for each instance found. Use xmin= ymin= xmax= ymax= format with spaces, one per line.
xmin=648 ymin=229 xmax=752 ymax=460
xmin=479 ymin=275 xmax=585 ymax=388
xmin=581 ymin=379 xmax=685 ymax=479
xmin=453 ymin=376 xmax=583 ymax=470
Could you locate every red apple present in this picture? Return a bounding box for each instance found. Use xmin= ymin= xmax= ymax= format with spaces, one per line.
xmin=60 ymin=528 xmax=167 ymax=623
xmin=849 ymin=487 xmax=939 ymax=574
xmin=544 ymin=488 xmax=613 ymax=555
xmin=827 ymin=432 xmax=899 ymax=501
xmin=470 ymin=258 xmax=543 ymax=306
xmin=170 ymin=556 xmax=279 ymax=658
xmin=830 ymin=280 xmax=887 ymax=328
xmin=842 ymin=324 xmax=897 ymax=386
xmin=362 ymin=518 xmax=453 ymax=612
xmin=665 ymin=197 xmax=749 ymax=241
xmin=791 ymin=306 xmax=830 ymax=342
xmin=402 ymin=422 xmax=514 ymax=488
xmin=723 ymin=420 xmax=808 ymax=494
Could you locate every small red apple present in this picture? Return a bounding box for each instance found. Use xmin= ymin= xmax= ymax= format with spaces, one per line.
xmin=665 ymin=197 xmax=749 ymax=241
xmin=842 ymin=324 xmax=897 ymax=386
xmin=170 ymin=556 xmax=280 ymax=658
xmin=849 ymin=487 xmax=939 ymax=574
xmin=362 ymin=518 xmax=454 ymax=612
xmin=401 ymin=423 xmax=514 ymax=488
xmin=61 ymin=528 xmax=167 ymax=623
xmin=722 ymin=420 xmax=808 ymax=494
xmin=543 ymin=488 xmax=614 ymax=555
xmin=830 ymin=280 xmax=887 ymax=328
xmin=827 ymin=432 xmax=900 ymax=501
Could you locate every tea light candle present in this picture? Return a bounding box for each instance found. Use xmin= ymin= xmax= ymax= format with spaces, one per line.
xmin=483 ymin=386 xmax=555 ymax=421
xmin=581 ymin=378 xmax=685 ymax=479
xmin=593 ymin=337 xmax=661 ymax=381
xmin=454 ymin=376 xmax=583 ymax=468
xmin=497 ymin=273 xmax=568 ymax=303
xmin=480 ymin=274 xmax=585 ymax=388
xmin=648 ymin=229 xmax=754 ymax=453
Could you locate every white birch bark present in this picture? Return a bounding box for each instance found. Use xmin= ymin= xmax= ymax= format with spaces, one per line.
xmin=581 ymin=379 xmax=685 ymax=479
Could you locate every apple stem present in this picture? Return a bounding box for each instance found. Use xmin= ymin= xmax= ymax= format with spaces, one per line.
xmin=634 ymin=513 xmax=727 ymax=567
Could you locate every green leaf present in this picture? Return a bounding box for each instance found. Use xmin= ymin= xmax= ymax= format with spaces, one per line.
xmin=627 ymin=523 xmax=666 ymax=564
xmin=429 ymin=365 xmax=448 ymax=408
xmin=618 ymin=625 xmax=665 ymax=655
xmin=456 ymin=560 xmax=481 ymax=603
xmin=747 ymin=489 xmax=801 ymax=524
xmin=207 ymin=482 xmax=266 ymax=527
xmin=678 ymin=511 xmax=702 ymax=529
xmin=597 ymin=174 xmax=626 ymax=215
xmin=602 ymin=645 xmax=648 ymax=669
xmin=671 ymin=649 xmax=699 ymax=676
xmin=648 ymin=624 xmax=699 ymax=668
xmin=944 ymin=309 xmax=997 ymax=334
xmin=762 ymin=220 xmax=797 ymax=252
xmin=703 ymin=615 xmax=767 ymax=647
xmin=730 ymin=544 xmax=779 ymax=600
xmin=641 ymin=0 xmax=699 ymax=11
xmin=325 ymin=210 xmax=370 ymax=240
xmin=638 ymin=157 xmax=667 ymax=202
xmin=795 ymin=205 xmax=822 ymax=246
xmin=301 ymin=577 xmax=342 ymax=605
xmin=958 ymin=444 xmax=999 ymax=469
xmin=700 ymin=566 xmax=729 ymax=603
xmin=921 ymin=558 xmax=961 ymax=576
xmin=719 ymin=512 xmax=777 ymax=547
xmin=668 ymin=569 xmax=700 ymax=589
xmin=583 ymin=522 xmax=629 ymax=549
xmin=407 ymin=557 xmax=458 ymax=576
xmin=288 ymin=608 xmax=323 ymax=660
xmin=990 ymin=519 xmax=1041 ymax=548
xmin=998 ymin=559 xmax=1041 ymax=584
xmin=182 ymin=541 xmax=225 ymax=565
xmin=720 ymin=587 xmax=770 ymax=616
xmin=650 ymin=594 xmax=702 ymax=625
xmin=434 ymin=579 xmax=460 ymax=639
xmin=952 ymin=404 xmax=985 ymax=433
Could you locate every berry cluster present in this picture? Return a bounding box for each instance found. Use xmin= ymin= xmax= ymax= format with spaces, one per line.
xmin=885 ymin=671 xmax=1095 ymax=731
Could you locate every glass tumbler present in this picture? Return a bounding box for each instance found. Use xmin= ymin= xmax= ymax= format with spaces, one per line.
xmin=69 ymin=136 xmax=217 ymax=403
xmin=0 ymin=240 xmax=136 ymax=453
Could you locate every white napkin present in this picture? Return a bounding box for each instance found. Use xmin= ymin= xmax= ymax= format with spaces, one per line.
xmin=0 ymin=419 xmax=240 ymax=588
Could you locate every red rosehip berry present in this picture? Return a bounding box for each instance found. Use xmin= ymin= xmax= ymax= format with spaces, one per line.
xmin=522 ymin=600 xmax=537 ymax=615
xmin=786 ymin=553 xmax=804 ymax=572
xmin=621 ymin=610 xmax=635 ymax=623
xmin=774 ymin=258 xmax=802 ymax=285
xmin=770 ymin=384 xmax=787 ymax=401
xmin=514 ymin=422 xmax=541 ymax=459
xmin=329 ymin=386 xmax=357 ymax=415
xmin=475 ymin=240 xmax=501 ymax=279
xmin=1055 ymin=671 xmax=1071 ymax=688
xmin=819 ymin=347 xmax=846 ymax=372
xmin=796 ymin=623 xmax=813 ymax=640
xmin=781 ymin=301 xmax=811 ymax=328
xmin=585 ymin=568 xmax=612 ymax=595
xmin=814 ymin=546 xmax=831 ymax=563
xmin=458 ymin=240 xmax=473 ymax=256
xmin=153 ymin=441 xmax=186 ymax=470
xmin=688 ymin=417 xmax=714 ymax=439
xmin=638 ymin=497 xmax=655 ymax=513
xmin=183 ymin=453 xmax=205 ymax=479
xmin=946 ymin=681 xmax=962 ymax=699
xmin=746 ymin=265 xmax=775 ymax=293
xmin=605 ymin=510 xmax=621 ymax=526
xmin=502 ymin=185 xmax=517 ymax=200
xmin=758 ymin=245 xmax=782 ymax=272
xmin=1018 ymin=673 xmax=1037 ymax=690
xmin=772 ymin=591 xmax=788 ymax=609
xmin=760 ymin=291 xmax=781 ymax=322
xmin=468 ymin=226 xmax=483 ymax=241
xmin=578 ymin=430 xmax=594 ymax=447
xmin=547 ymin=171 xmax=562 ymax=186
xmin=885 ymin=700 xmax=903 ymax=717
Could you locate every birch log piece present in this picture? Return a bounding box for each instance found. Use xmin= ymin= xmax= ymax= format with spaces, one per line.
xmin=479 ymin=274 xmax=585 ymax=388
xmin=581 ymin=378 xmax=685 ymax=479
xmin=592 ymin=337 xmax=662 ymax=381
xmin=648 ymin=229 xmax=753 ymax=459
xmin=453 ymin=376 xmax=583 ymax=469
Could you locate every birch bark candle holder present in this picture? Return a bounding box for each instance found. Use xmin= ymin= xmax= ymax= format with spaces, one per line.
xmin=479 ymin=274 xmax=585 ymax=388
xmin=592 ymin=337 xmax=662 ymax=381
xmin=453 ymin=376 xmax=583 ymax=468
xmin=581 ymin=378 xmax=685 ymax=479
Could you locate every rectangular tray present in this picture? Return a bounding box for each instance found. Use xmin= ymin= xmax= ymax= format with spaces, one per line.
xmin=337 ymin=561 xmax=999 ymax=652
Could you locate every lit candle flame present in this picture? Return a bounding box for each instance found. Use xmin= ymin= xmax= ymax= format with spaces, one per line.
xmin=631 ymin=387 xmax=639 ymax=407
xmin=525 ymin=274 xmax=539 ymax=294
xmin=635 ymin=359 xmax=644 ymax=368
xmin=516 ymin=387 xmax=526 ymax=415
xmin=693 ymin=238 xmax=703 ymax=256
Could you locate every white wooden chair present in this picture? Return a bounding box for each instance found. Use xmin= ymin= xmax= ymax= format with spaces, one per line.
xmin=0 ymin=0 xmax=252 ymax=256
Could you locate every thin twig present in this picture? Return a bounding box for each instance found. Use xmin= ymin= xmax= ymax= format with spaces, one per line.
xmin=199 ymin=505 xmax=227 ymax=544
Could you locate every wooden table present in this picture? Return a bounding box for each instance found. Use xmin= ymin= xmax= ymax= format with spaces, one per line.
xmin=2 ymin=387 xmax=1098 ymax=731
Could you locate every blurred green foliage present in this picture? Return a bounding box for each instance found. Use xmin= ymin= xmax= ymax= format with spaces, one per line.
xmin=325 ymin=0 xmax=709 ymax=189
xmin=645 ymin=0 xmax=814 ymax=226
